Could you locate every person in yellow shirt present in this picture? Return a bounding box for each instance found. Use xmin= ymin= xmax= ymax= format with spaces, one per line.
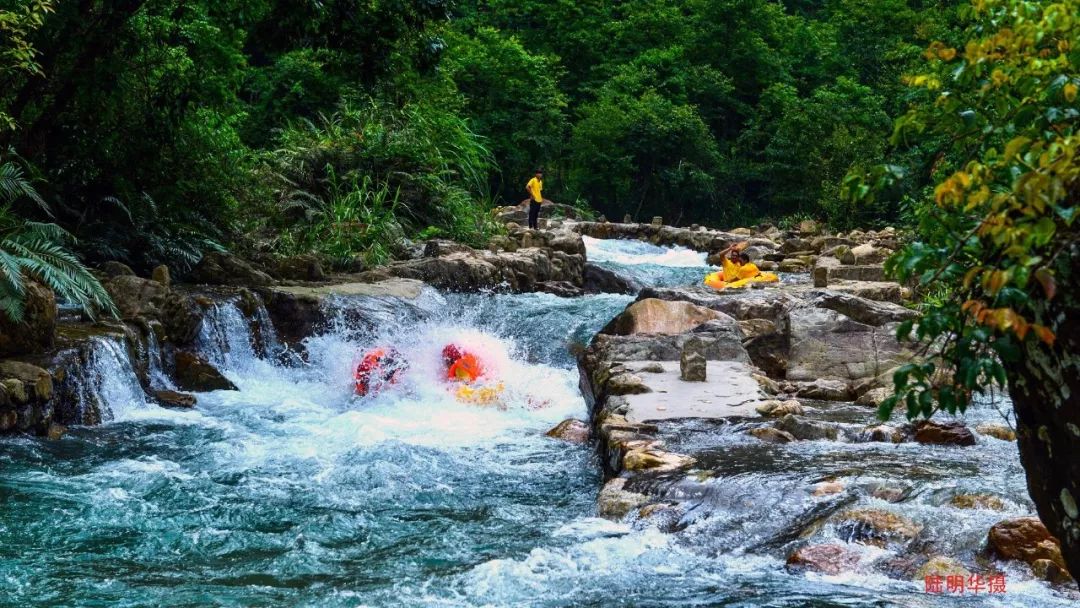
xmin=525 ymin=169 xmax=545 ymax=229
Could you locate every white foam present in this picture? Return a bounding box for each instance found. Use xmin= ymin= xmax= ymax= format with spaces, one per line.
xmin=584 ymin=235 xmax=709 ymax=267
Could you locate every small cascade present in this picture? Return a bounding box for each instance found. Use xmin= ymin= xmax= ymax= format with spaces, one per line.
xmin=144 ymin=328 xmax=174 ymax=390
xmin=250 ymin=298 xmax=283 ymax=360
xmin=83 ymin=337 xmax=151 ymax=422
xmin=197 ymin=300 xmax=260 ymax=371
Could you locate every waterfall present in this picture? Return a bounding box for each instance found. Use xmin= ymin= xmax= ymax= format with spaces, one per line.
xmin=83 ymin=337 xmax=151 ymax=422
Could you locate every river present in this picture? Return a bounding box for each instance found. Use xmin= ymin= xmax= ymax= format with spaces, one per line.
xmin=0 ymin=239 xmax=1072 ymax=606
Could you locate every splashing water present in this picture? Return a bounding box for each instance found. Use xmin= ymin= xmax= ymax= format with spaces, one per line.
xmin=0 ymin=244 xmax=1074 ymax=607
xmin=584 ymin=235 xmax=714 ymax=288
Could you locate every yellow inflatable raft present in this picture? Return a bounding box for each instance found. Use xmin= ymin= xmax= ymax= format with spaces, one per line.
xmin=704 ymin=257 xmax=779 ymax=290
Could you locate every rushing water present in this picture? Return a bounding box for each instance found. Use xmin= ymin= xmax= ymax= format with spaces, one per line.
xmin=0 ymin=238 xmax=1073 ymax=606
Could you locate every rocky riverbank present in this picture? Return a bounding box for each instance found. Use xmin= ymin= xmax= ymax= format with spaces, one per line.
xmin=572 ymin=278 xmax=1075 ymax=592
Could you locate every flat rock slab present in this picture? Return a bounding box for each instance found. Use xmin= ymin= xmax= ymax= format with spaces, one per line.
xmin=622 ymin=360 xmax=764 ymax=422
xmin=271 ymin=278 xmax=425 ymax=300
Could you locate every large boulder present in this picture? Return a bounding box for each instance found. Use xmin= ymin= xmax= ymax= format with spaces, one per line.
xmin=172 ymin=351 xmax=237 ymax=392
xmin=104 ymin=275 xmax=205 ymax=344
xmin=187 ymin=251 xmax=275 ymax=287
xmin=0 ymin=281 xmax=56 ymax=356
xmin=912 ymin=421 xmax=976 ymax=446
xmin=809 ymin=291 xmax=916 ymax=326
xmin=583 ymin=263 xmax=642 ymax=294
xmin=785 ymin=305 xmax=909 ymax=383
xmin=602 ymin=298 xmax=724 ymax=336
xmin=987 ymin=516 xmax=1067 ymax=569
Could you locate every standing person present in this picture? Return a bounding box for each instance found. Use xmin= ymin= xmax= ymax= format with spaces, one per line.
xmin=525 ymin=169 xmax=544 ymax=230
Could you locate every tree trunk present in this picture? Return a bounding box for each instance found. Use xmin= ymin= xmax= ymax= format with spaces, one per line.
xmin=1007 ymin=238 xmax=1080 ymax=585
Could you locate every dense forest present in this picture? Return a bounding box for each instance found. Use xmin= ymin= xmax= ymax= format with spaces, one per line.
xmin=1 ymin=0 xmax=959 ymax=290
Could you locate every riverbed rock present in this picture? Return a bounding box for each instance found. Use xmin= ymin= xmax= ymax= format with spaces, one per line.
xmin=606 ymin=372 xmax=651 ymax=395
xmin=778 ymin=258 xmax=808 ymax=273
xmin=912 ymin=421 xmax=976 ymax=447
xmin=0 ymin=280 xmax=56 ymax=356
xmin=172 ymin=352 xmax=237 ymax=392
xmin=975 ymin=422 xmax=1016 ymax=441
xmin=546 ymin=419 xmax=591 ymax=444
xmin=785 ymin=300 xmax=910 ymax=385
xmin=987 ymin=516 xmax=1067 ymax=569
xmin=834 ymin=508 xmax=922 ymax=546
xmin=855 ymin=387 xmax=892 ymax=407
xmin=774 ymin=414 xmax=839 ymax=441
xmin=46 ymin=422 xmax=66 ymax=440
xmin=791 ymin=379 xmax=853 ymax=401
xmin=848 ymin=243 xmax=892 ymax=265
xmin=154 ymin=389 xmax=197 ymax=408
xmin=950 ymin=494 xmax=1006 ymax=510
xmin=812 ymin=480 xmax=846 ymax=496
xmin=622 ymin=447 xmax=695 ymax=472
xmin=786 ymin=544 xmax=860 ymax=575
xmin=809 ymin=291 xmax=916 ymax=326
xmin=1032 ymin=558 xmax=1075 ymax=586
xmin=914 ymin=556 xmax=971 ymax=581
xmin=537 ymin=281 xmax=585 ymax=298
xmin=583 ymin=262 xmax=642 ymax=294
xmin=598 ymin=477 xmax=650 ymax=519
xmin=602 ymin=298 xmax=724 ymax=336
xmin=860 ymin=424 xmax=906 ymax=443
xmin=749 ymin=427 xmax=797 ymax=443
xmin=755 ymin=399 xmax=804 ymax=417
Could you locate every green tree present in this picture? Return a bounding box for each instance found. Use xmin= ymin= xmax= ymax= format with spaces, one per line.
xmin=858 ymin=0 xmax=1080 ymax=580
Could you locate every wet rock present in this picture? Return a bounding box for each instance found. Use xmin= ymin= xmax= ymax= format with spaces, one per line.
xmin=0 ymin=407 xmax=17 ymax=431
xmin=987 ymin=516 xmax=1067 ymax=569
xmin=160 ymin=292 xmax=206 ymax=345
xmin=636 ymin=362 xmax=665 ymax=374
xmin=679 ymin=337 xmax=706 ymax=381
xmin=812 ymin=480 xmax=845 ymax=496
xmin=749 ymin=427 xmax=797 ymax=444
xmin=950 ymin=494 xmax=1006 ymax=510
xmin=914 ymin=556 xmax=971 ymax=581
xmin=172 ymin=351 xmax=237 ymax=392
xmin=975 ymin=422 xmax=1016 ymax=442
xmin=537 ymin=281 xmax=585 ymax=298
xmin=583 ymin=262 xmax=642 ymax=294
xmin=792 ymin=379 xmax=853 ymax=401
xmin=871 ymin=486 xmax=908 ymax=503
xmin=0 ymin=361 xmax=53 ymax=401
xmin=0 ymin=280 xmax=56 ymax=356
xmin=774 ymin=414 xmax=839 ymax=441
xmin=752 ymin=373 xmax=781 ymax=395
xmin=912 ymin=421 xmax=976 ymax=447
xmin=598 ymin=477 xmax=649 ymax=519
xmin=602 ymin=298 xmax=725 ymax=336
xmin=154 ymin=390 xmax=197 ymax=409
xmin=187 ymin=251 xmax=276 ymax=287
xmin=545 ymin=419 xmax=591 ymax=444
xmin=101 ymin=260 xmax=136 ymax=277
xmin=151 ymin=264 xmax=171 ymax=287
xmin=834 ymin=508 xmax=922 ymax=546
xmin=46 ymin=422 xmax=66 ymax=440
xmin=622 ymin=448 xmax=695 ymax=472
xmin=548 ymin=232 xmax=586 ymax=256
xmin=1032 ymin=558 xmax=1075 ymax=586
xmin=755 ymin=399 xmax=804 ymax=418
xmin=786 ymin=544 xmax=860 ymax=575
xmin=636 ymin=503 xmax=685 ymax=532
xmin=860 ymin=424 xmax=906 ymax=443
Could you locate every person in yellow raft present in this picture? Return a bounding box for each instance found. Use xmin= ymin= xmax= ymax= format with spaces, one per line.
xmin=704 ymin=242 xmax=779 ymax=289
xmin=524 ymin=168 xmax=547 ymax=230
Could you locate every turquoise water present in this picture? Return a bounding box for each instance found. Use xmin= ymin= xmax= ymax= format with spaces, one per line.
xmin=0 ymin=239 xmax=1074 ymax=606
